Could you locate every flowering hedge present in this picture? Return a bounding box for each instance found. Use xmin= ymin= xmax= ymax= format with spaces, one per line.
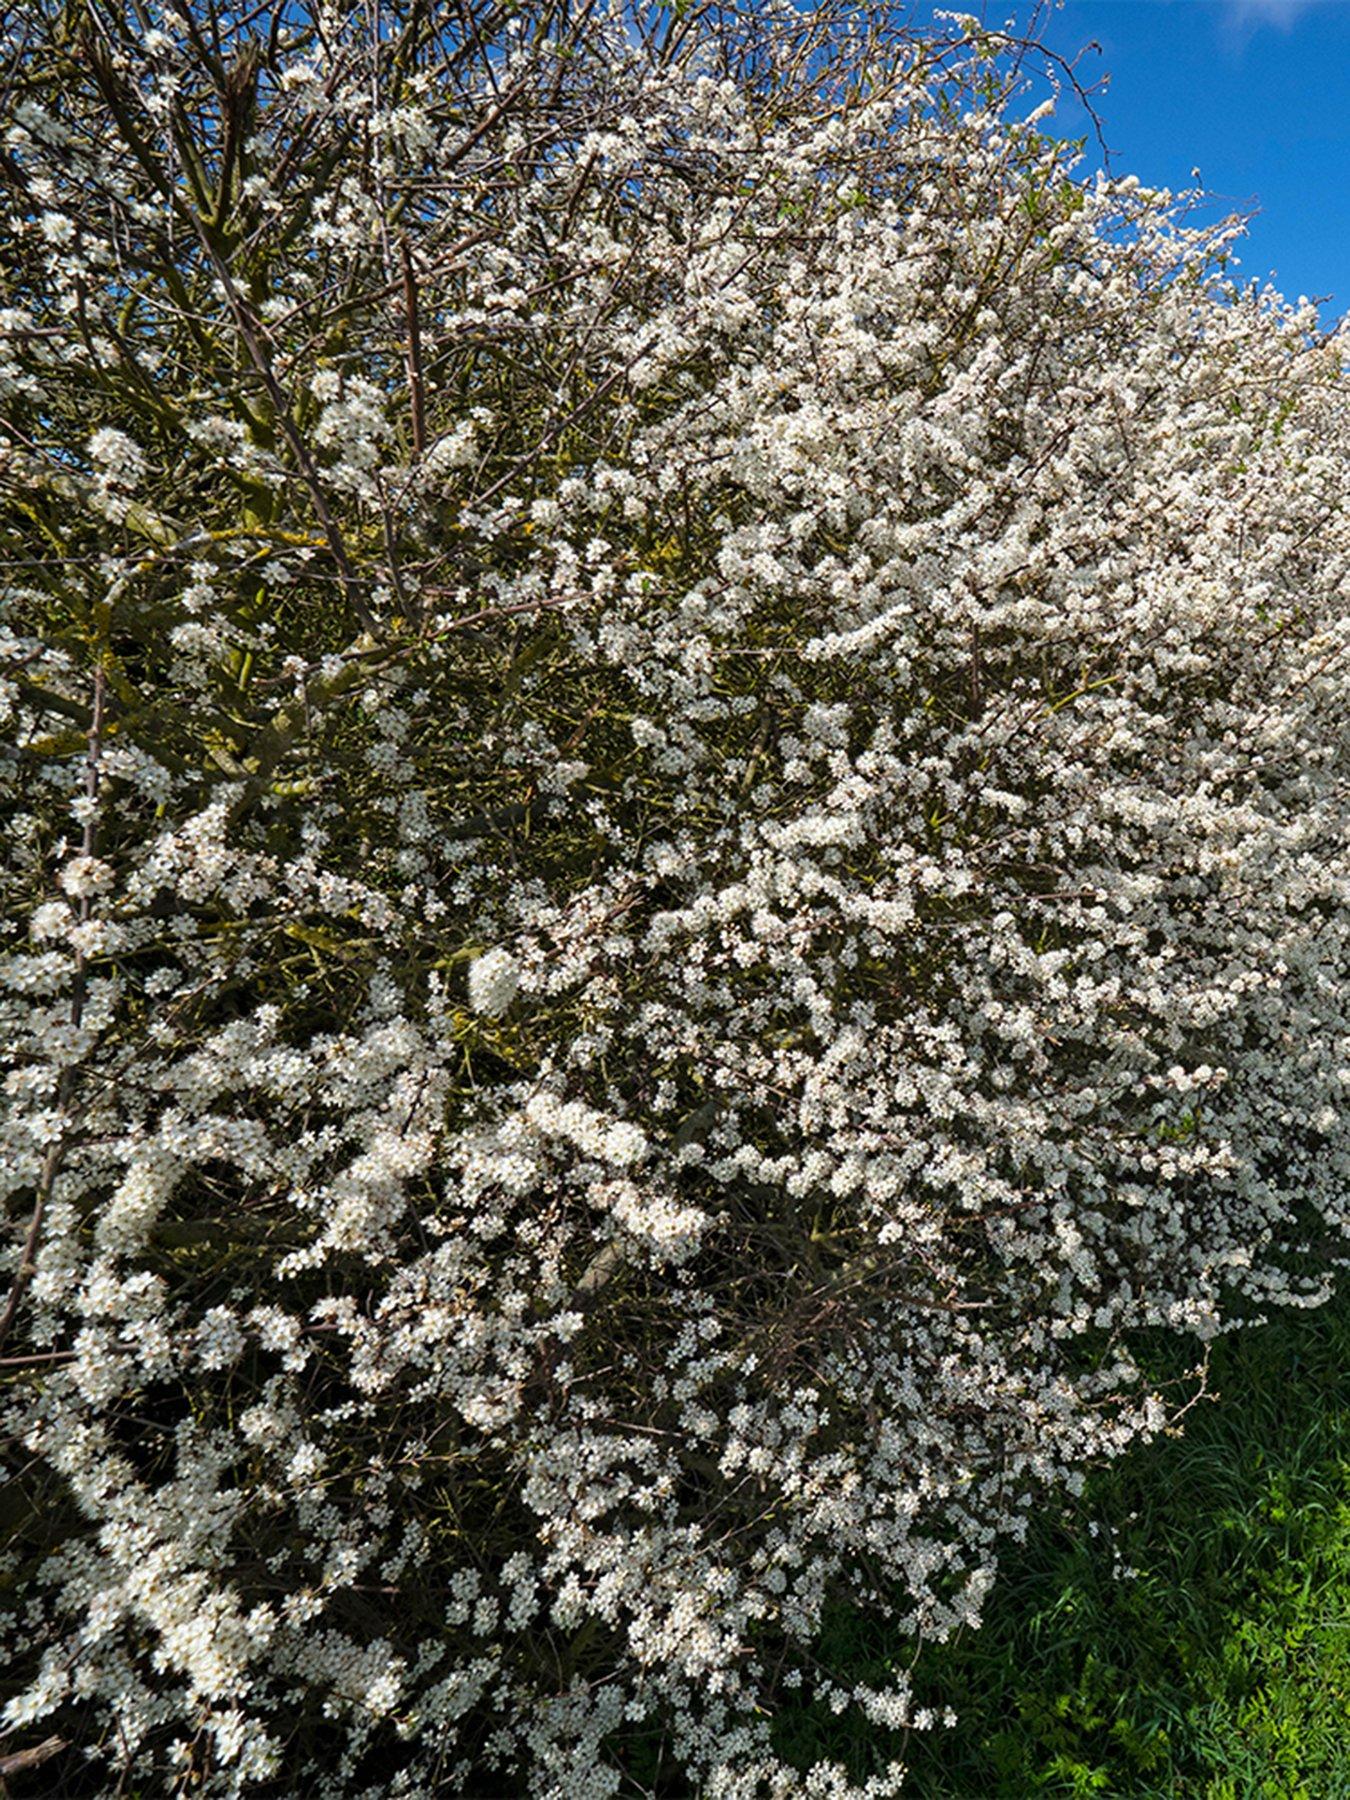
xmin=2 ymin=2 xmax=1349 ymax=1794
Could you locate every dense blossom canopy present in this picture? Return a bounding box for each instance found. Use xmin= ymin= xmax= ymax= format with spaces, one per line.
xmin=2 ymin=1 xmax=1349 ymax=1793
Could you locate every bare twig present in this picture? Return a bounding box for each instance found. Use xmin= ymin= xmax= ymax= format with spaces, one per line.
xmin=401 ymin=235 xmax=428 ymax=459
xmin=0 ymin=1736 xmax=69 ymax=1779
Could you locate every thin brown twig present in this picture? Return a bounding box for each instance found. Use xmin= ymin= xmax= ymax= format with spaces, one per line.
xmin=401 ymin=235 xmax=428 ymax=459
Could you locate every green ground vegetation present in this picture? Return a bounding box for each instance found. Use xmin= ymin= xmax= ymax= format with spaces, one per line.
xmin=772 ymin=1290 xmax=1350 ymax=1798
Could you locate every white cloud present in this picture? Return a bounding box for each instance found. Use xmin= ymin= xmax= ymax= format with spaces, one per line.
xmin=1223 ymin=0 xmax=1320 ymax=30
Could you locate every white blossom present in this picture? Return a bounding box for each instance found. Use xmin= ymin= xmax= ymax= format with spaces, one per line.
xmin=467 ymin=946 xmax=521 ymax=1017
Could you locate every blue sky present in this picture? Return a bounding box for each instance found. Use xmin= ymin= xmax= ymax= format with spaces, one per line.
xmin=918 ymin=0 xmax=1350 ymax=322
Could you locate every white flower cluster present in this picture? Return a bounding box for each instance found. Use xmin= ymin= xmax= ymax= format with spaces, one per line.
xmin=2 ymin=2 xmax=1350 ymax=1796
xmin=466 ymin=945 xmax=521 ymax=1017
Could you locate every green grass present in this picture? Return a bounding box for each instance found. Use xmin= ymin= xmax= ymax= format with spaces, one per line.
xmin=775 ymin=1294 xmax=1350 ymax=1798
